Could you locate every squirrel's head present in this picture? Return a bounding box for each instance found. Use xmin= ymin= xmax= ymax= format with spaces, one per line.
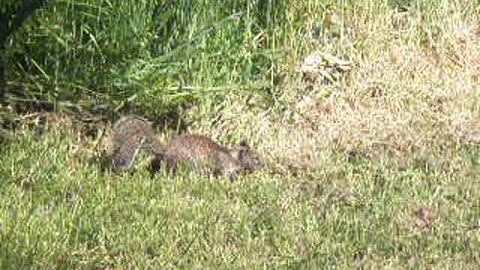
xmin=230 ymin=140 xmax=263 ymax=171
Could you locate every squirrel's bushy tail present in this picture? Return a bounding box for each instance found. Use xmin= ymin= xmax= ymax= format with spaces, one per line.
xmin=112 ymin=135 xmax=147 ymax=171
xmin=110 ymin=116 xmax=160 ymax=172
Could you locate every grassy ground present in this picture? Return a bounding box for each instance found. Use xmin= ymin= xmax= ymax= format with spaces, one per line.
xmin=1 ymin=0 xmax=480 ymax=269
xmin=1 ymin=116 xmax=480 ymax=269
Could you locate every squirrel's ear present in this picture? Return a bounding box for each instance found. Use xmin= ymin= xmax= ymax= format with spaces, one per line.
xmin=239 ymin=140 xmax=249 ymax=148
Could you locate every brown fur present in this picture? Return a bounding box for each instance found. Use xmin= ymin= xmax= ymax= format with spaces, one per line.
xmin=150 ymin=135 xmax=263 ymax=180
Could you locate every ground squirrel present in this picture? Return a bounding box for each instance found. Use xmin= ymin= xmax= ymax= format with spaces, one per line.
xmin=107 ymin=116 xmax=263 ymax=179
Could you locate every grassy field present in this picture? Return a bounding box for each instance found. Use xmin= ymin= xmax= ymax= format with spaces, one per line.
xmin=1 ymin=0 xmax=480 ymax=269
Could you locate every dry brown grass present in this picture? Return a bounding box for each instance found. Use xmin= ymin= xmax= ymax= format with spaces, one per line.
xmin=192 ymin=2 xmax=480 ymax=174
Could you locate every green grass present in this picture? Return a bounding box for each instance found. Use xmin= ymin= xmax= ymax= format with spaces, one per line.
xmin=2 ymin=0 xmax=480 ymax=269
xmin=1 ymin=127 xmax=479 ymax=270
xmin=5 ymin=0 xmax=305 ymax=115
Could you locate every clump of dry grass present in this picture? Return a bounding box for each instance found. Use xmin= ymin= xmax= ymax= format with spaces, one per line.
xmin=194 ymin=1 xmax=480 ymax=174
